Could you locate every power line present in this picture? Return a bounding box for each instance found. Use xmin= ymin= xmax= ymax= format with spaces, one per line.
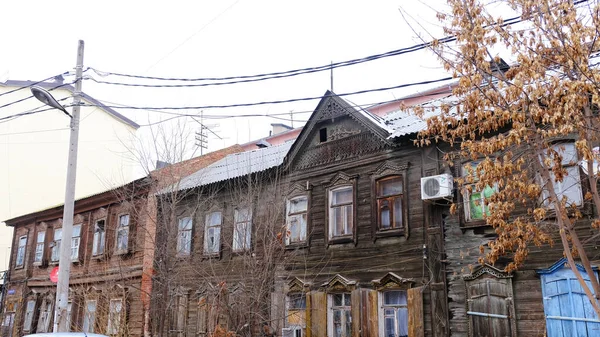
xmin=0 ymin=127 xmax=69 ymax=137
xmin=79 ymin=76 xmax=454 ymax=110
xmin=0 ymin=72 xmax=69 ymax=98
xmin=0 ymin=81 xmax=78 ymax=111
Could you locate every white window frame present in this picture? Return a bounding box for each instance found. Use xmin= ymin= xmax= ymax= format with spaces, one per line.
xmin=23 ymin=299 xmax=36 ymax=332
xmin=115 ymin=214 xmax=130 ymax=254
xmin=204 ymin=211 xmax=222 ymax=255
xmin=92 ymin=219 xmax=106 ymax=257
xmin=541 ymin=143 xmax=583 ymax=208
xmin=328 ymin=186 xmax=354 ymax=239
xmin=377 ymin=290 xmax=409 ymax=337
xmin=71 ymin=224 xmax=82 ymax=261
xmin=82 ymin=299 xmax=97 ymax=333
xmin=107 ymin=298 xmax=123 ymax=335
xmin=233 ymin=208 xmax=252 ymax=252
xmin=34 ymin=231 xmax=45 ymax=264
xmin=177 ymin=217 xmax=193 ymax=256
xmin=286 ymin=196 xmax=308 ymax=245
xmin=327 ymin=293 xmax=352 ymax=337
xmin=51 ymin=228 xmax=62 ymax=263
xmin=15 ymin=235 xmax=27 ymax=268
xmin=462 ymin=162 xmax=498 ymax=222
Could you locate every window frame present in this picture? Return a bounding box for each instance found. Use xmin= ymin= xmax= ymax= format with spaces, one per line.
xmin=92 ymin=219 xmax=106 ymax=258
xmin=177 ymin=216 xmax=193 ymax=257
xmin=82 ymin=299 xmax=97 ymax=333
xmin=37 ymin=296 xmax=54 ymax=333
xmin=326 ymin=184 xmax=356 ymax=244
xmin=233 ymin=208 xmax=252 ymax=253
xmin=71 ymin=224 xmax=82 ymax=262
xmin=33 ymin=230 xmax=46 ymax=266
xmin=327 ymin=292 xmax=352 ymax=337
xmin=461 ymin=161 xmax=499 ymax=225
xmin=540 ymin=142 xmax=584 ymax=209
xmin=285 ymin=195 xmax=309 ymax=247
xmin=378 ymin=290 xmax=409 ymax=337
xmin=115 ymin=213 xmax=130 ymax=255
xmin=15 ymin=235 xmax=27 ymax=268
xmin=23 ymin=299 xmax=36 ymax=332
xmin=203 ymin=211 xmax=222 ymax=256
xmin=107 ymin=298 xmax=123 ymax=335
xmin=373 ymin=174 xmax=409 ymax=238
xmin=286 ymin=292 xmax=307 ymax=333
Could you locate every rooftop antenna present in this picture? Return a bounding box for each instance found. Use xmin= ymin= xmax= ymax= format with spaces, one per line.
xmin=330 ymin=61 xmax=334 ymax=92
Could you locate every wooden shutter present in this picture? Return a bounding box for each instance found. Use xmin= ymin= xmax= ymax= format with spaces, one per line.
xmin=408 ymin=286 xmax=424 ymax=337
xmin=351 ymin=289 xmax=361 ymax=337
xmin=197 ymin=296 xmax=207 ymax=336
xmin=307 ymin=292 xmax=326 ymax=337
xmin=467 ymin=278 xmax=514 ymax=337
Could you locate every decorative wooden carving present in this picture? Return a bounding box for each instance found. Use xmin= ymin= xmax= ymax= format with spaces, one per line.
xmin=463 ymin=264 xmax=512 ymax=280
xmin=328 ymin=127 xmax=361 ymax=141
xmin=372 ymin=272 xmax=415 ymax=290
xmin=322 ymin=274 xmax=357 ymax=292
xmin=287 ymin=277 xmax=310 ymax=293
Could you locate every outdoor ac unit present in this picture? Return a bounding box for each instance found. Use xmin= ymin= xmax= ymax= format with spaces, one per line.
xmin=421 ymin=174 xmax=453 ymax=200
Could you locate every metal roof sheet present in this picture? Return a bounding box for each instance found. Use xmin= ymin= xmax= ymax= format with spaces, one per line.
xmin=175 ymin=142 xmax=293 ymax=191
xmin=383 ymin=96 xmax=458 ymax=138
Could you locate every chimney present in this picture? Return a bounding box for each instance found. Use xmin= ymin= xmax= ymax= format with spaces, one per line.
xmin=270 ymin=123 xmax=292 ymax=136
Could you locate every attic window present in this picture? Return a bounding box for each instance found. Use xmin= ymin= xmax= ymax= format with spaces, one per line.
xmin=319 ymin=128 xmax=328 ymax=143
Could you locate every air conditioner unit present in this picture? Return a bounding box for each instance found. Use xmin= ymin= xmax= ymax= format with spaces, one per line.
xmin=421 ymin=174 xmax=453 ymax=200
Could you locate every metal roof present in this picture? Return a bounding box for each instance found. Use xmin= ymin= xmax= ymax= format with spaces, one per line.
xmin=1 ymin=79 xmax=140 ymax=129
xmin=383 ymin=96 xmax=458 ymax=138
xmin=174 ymin=142 xmax=293 ymax=191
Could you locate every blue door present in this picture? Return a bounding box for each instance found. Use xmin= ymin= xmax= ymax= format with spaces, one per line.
xmin=539 ymin=259 xmax=600 ymax=337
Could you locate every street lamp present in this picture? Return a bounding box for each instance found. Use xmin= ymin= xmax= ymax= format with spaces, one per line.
xmin=30 ymin=40 xmax=84 ymax=333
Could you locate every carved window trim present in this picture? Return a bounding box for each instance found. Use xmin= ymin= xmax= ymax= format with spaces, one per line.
xmin=325 ymin=172 xmax=358 ymax=246
xmin=285 ymin=183 xmax=312 ymax=249
xmin=285 ymin=279 xmax=309 ymax=333
xmin=371 ymin=162 xmax=410 ymax=240
xmin=463 ymin=264 xmax=517 ymax=337
xmin=15 ymin=234 xmax=27 ymax=269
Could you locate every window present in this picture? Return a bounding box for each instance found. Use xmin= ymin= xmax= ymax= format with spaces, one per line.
xmin=286 ymin=293 xmax=306 ymax=336
xmin=286 ymin=197 xmax=308 ymax=245
xmin=177 ymin=217 xmax=193 ymax=256
xmin=92 ymin=220 xmax=106 ymax=256
xmin=329 ymin=186 xmax=353 ymax=239
xmin=107 ymin=298 xmax=123 ymax=335
xmin=233 ymin=208 xmax=252 ymax=252
xmin=116 ymin=214 xmax=130 ymax=253
xmin=15 ymin=235 xmax=27 ymax=268
xmin=538 ymin=259 xmax=600 ymax=337
xmin=71 ymin=224 xmax=81 ymax=261
xmin=376 ymin=177 xmax=404 ymax=231
xmin=542 ymin=143 xmax=583 ymax=207
xmin=329 ymin=293 xmax=351 ymax=337
xmin=23 ymin=300 xmax=36 ymax=332
xmin=37 ymin=300 xmax=53 ymax=332
xmin=51 ymin=228 xmax=62 ymax=262
xmin=464 ymin=266 xmax=516 ymax=337
xmin=34 ymin=231 xmax=45 ymax=264
xmin=204 ymin=212 xmax=222 ymax=255
xmin=380 ymin=291 xmax=408 ymax=337
xmin=171 ymin=293 xmax=188 ymax=336
xmin=319 ymin=128 xmax=328 ymax=142
xmin=82 ymin=300 xmax=97 ymax=333
xmin=462 ymin=162 xmax=497 ymax=222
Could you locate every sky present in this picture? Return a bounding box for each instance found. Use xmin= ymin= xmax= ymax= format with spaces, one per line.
xmin=0 ymin=0 xmax=453 ymax=270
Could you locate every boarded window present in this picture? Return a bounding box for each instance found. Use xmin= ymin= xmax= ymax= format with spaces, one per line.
xmin=465 ymin=275 xmax=515 ymax=337
xmin=286 ymin=196 xmax=308 ymax=245
xmin=539 ymin=261 xmax=600 ymax=337
xmin=107 ymin=298 xmax=123 ymax=335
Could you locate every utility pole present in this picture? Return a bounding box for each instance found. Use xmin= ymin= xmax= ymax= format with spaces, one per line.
xmin=53 ymin=40 xmax=84 ymax=332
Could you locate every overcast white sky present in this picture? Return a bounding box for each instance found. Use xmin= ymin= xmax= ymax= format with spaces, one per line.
xmin=0 ymin=0 xmax=455 ymax=268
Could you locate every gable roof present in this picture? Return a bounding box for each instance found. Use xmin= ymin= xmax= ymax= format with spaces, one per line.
xmin=284 ymin=91 xmax=395 ymax=169
xmin=173 ymin=141 xmax=293 ymax=192
xmin=1 ymin=79 xmax=139 ymax=129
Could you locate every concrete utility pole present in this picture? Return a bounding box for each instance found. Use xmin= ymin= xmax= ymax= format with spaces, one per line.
xmin=53 ymin=39 xmax=84 ymax=332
